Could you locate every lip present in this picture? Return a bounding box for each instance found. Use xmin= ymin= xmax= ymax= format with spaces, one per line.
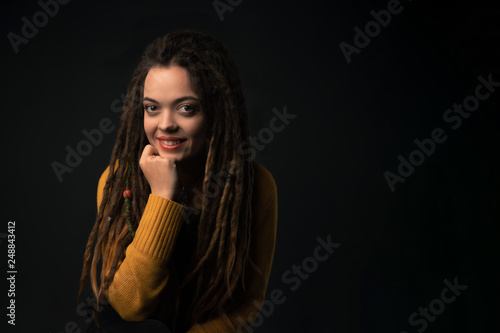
xmin=158 ymin=136 xmax=186 ymax=141
xmin=157 ymin=136 xmax=187 ymax=151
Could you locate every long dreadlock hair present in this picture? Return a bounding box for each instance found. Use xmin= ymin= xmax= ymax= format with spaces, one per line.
xmin=77 ymin=30 xmax=254 ymax=331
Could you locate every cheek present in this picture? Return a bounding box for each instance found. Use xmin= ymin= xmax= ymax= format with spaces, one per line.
xmin=184 ymin=116 xmax=205 ymax=138
xmin=143 ymin=115 xmax=156 ymax=140
xmin=185 ymin=118 xmax=206 ymax=150
xmin=192 ymin=120 xmax=206 ymax=141
xmin=143 ymin=113 xmax=149 ymax=131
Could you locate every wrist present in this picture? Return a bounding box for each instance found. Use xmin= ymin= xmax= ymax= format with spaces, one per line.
xmin=151 ymin=189 xmax=174 ymax=201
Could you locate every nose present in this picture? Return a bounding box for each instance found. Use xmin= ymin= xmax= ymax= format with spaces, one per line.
xmin=158 ymin=109 xmax=178 ymax=132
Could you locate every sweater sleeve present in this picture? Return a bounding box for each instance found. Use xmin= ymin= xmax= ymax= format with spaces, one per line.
xmin=186 ymin=171 xmax=278 ymax=333
xmin=96 ymin=166 xmax=188 ymax=321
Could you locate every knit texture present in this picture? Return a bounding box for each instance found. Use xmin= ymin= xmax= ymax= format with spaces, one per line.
xmin=97 ymin=159 xmax=278 ymax=332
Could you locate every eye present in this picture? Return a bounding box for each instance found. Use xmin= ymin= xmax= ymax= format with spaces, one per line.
xmin=178 ymin=104 xmax=198 ymax=114
xmin=144 ymin=104 xmax=159 ymax=113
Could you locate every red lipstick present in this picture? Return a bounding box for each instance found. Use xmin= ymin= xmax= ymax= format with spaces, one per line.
xmin=157 ymin=136 xmax=186 ymax=151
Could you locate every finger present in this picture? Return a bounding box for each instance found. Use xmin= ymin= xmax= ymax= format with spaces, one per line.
xmin=149 ymin=145 xmax=160 ymax=156
xmin=142 ymin=144 xmax=159 ymax=157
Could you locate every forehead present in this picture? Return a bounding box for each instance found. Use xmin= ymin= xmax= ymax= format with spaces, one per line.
xmin=143 ymin=66 xmax=197 ymax=100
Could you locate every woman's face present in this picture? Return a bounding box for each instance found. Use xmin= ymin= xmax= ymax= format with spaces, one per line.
xmin=143 ymin=66 xmax=206 ymax=163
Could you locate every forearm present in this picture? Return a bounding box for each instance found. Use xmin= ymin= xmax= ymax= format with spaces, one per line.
xmin=106 ymin=194 xmax=186 ymax=321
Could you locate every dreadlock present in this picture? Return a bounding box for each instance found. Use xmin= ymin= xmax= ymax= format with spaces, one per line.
xmin=77 ymin=30 xmax=254 ymax=331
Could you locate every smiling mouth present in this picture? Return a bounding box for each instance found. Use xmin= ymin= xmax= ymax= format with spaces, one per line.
xmin=157 ymin=138 xmax=187 ymax=150
xmin=159 ymin=139 xmax=186 ymax=146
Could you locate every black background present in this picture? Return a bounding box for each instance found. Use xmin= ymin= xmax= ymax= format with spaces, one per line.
xmin=2 ymin=0 xmax=500 ymax=332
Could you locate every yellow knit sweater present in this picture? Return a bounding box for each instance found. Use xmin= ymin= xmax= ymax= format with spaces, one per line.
xmin=96 ymin=159 xmax=278 ymax=332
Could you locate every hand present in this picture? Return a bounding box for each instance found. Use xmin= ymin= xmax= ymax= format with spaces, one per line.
xmin=139 ymin=145 xmax=178 ymax=200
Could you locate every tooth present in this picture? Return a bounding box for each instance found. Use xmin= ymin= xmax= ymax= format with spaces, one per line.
xmin=161 ymin=140 xmax=182 ymax=146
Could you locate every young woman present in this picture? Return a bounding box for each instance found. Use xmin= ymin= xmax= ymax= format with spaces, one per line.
xmin=78 ymin=30 xmax=278 ymax=332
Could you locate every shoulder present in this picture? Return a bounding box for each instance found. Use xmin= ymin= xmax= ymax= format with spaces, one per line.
xmin=98 ymin=165 xmax=111 ymax=188
xmin=252 ymin=159 xmax=276 ymax=190
xmin=97 ymin=160 xmax=120 ymax=209
xmin=97 ymin=160 xmax=120 ymax=191
xmin=250 ymin=159 xmax=278 ymax=213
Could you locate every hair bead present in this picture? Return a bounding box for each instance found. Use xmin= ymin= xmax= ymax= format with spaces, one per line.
xmin=124 ymin=156 xmax=135 ymax=236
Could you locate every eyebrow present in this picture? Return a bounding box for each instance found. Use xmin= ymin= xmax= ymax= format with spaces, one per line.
xmin=143 ymin=96 xmax=199 ymax=105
